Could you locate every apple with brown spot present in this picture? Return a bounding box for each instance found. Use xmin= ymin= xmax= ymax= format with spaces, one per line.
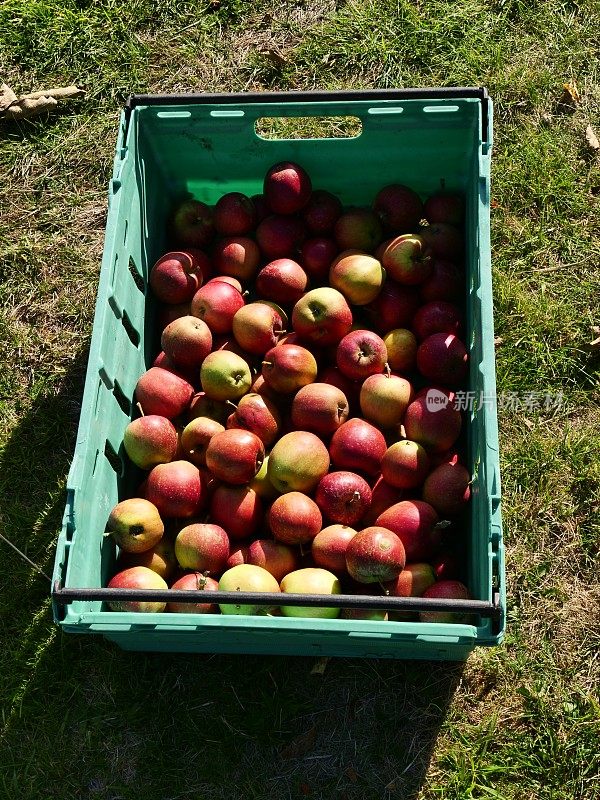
xmin=167 ymin=573 xmax=219 ymax=614
xmin=107 ymin=497 xmax=164 ymax=553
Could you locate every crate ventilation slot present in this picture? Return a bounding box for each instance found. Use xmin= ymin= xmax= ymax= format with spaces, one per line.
xmin=112 ymin=380 xmax=131 ymax=416
xmin=104 ymin=441 xmax=124 ymax=476
xmin=423 ymin=105 xmax=459 ymax=113
xmin=156 ymin=110 xmax=191 ymax=118
xmin=255 ymin=116 xmax=362 ymax=140
xmin=210 ymin=109 xmax=244 ymax=118
xmin=123 ymin=219 xmax=128 ymax=246
xmin=368 ymin=107 xmax=404 ymax=115
xmin=128 ymin=257 xmax=145 ymax=293
xmin=121 ymin=310 xmax=140 ymax=347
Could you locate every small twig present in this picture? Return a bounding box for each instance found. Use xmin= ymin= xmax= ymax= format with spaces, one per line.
xmin=0 ymin=531 xmax=51 ymax=582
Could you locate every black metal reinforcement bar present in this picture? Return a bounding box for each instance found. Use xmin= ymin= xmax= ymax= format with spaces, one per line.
xmin=124 ymin=87 xmax=490 ymax=143
xmin=53 ymin=581 xmax=502 ymax=621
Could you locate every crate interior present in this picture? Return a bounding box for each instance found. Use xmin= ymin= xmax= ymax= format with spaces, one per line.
xmin=59 ymin=97 xmax=499 ymax=641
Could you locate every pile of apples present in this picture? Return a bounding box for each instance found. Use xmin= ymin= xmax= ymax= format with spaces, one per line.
xmin=105 ymin=161 xmax=473 ymax=623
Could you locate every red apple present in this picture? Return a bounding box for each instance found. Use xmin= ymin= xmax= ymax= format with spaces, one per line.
xmin=291 ymin=382 xmax=349 ymax=436
xmin=375 ymin=500 xmax=441 ymax=562
xmin=329 ymin=418 xmax=387 ymax=476
xmin=373 ymin=184 xmax=423 ymax=233
xmin=205 ymin=429 xmax=265 ymax=485
xmin=174 ymin=522 xmax=230 ymax=572
xmin=157 ymin=302 xmax=193 ymax=331
xmin=150 ymin=251 xmax=206 ymax=304
xmin=212 ymin=236 xmax=261 ymax=281
xmin=214 ymin=192 xmax=256 ymax=235
xmin=404 ymin=391 xmax=462 ymax=453
xmin=264 ymin=161 xmax=312 ymax=214
xmin=107 ymin=497 xmax=164 ymax=553
xmin=359 ymin=372 xmax=412 ymax=428
xmin=300 ymin=237 xmax=339 ymax=282
xmin=251 ymin=193 xmax=270 ymax=223
xmin=420 ymin=580 xmax=471 ymax=623
xmin=318 ymin=366 xmax=361 ymax=413
xmin=292 ymin=287 xmax=353 ymax=346
xmin=424 ymin=193 xmax=464 ymax=226
xmin=334 ymin=208 xmax=383 ymax=252
xmin=191 ymin=280 xmax=245 ymax=334
xmin=422 ymin=462 xmax=471 ymax=516
xmin=200 ymin=350 xmax=252 ymax=401
xmin=232 ymin=302 xmax=285 ymax=356
xmin=135 ymin=367 xmax=194 ymax=419
xmin=170 ymin=199 xmax=214 ymax=248
xmin=315 ymin=471 xmax=372 ymax=526
xmin=362 ymin=476 xmax=405 ymax=525
xmin=383 ymin=328 xmax=418 ymax=373
xmin=180 ymin=416 xmax=225 ymax=466
xmin=226 ymin=545 xmax=250 ymax=569
xmin=206 ymin=275 xmax=243 ymax=292
xmin=420 ymin=260 xmax=463 ymax=303
xmin=413 ymin=301 xmax=462 ymax=341
xmin=167 ymin=573 xmax=219 ymax=613
xmin=345 ymin=526 xmax=406 ymax=583
xmin=419 ymin=223 xmax=463 ymax=260
xmin=417 ymin=333 xmax=468 ymax=385
xmin=210 ymin=484 xmax=263 ymax=540
xmin=366 ymin=280 xmax=420 ymax=334
xmin=311 ymin=525 xmax=357 ymax=573
xmin=226 ymin=392 xmax=281 ymax=446
xmin=256 ymin=258 xmax=308 ymax=305
xmin=336 ymin=330 xmax=387 ymax=381
xmin=302 ymin=189 xmax=342 ymax=233
xmin=382 ymin=234 xmax=432 ymax=285
xmin=145 ymin=460 xmax=204 ymax=518
xmin=261 ymin=344 xmax=318 ymax=393
xmin=268 ymin=431 xmax=330 ymax=494
xmin=256 ymin=215 xmax=306 ymax=259
xmin=161 ymin=315 xmax=212 ymax=369
xmin=381 ymin=440 xmax=430 ymax=489
xmin=247 ymin=539 xmax=299 ymax=582
xmin=432 ymin=550 xmax=461 ymax=580
xmin=385 ymin=562 xmax=436 ymax=597
xmin=123 ymin=415 xmax=178 ymax=470
xmin=107 ymin=566 xmax=167 ymax=613
xmin=269 ymin=492 xmax=322 ymax=545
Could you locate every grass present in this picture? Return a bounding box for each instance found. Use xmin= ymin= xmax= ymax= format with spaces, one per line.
xmin=1 ymin=0 xmax=599 ymax=798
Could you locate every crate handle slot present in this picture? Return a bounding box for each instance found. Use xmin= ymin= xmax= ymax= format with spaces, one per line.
xmin=128 ymin=256 xmax=145 ymax=293
xmin=367 ymin=106 xmax=404 ymax=115
xmin=210 ymin=109 xmax=245 ymax=118
xmin=156 ymin=110 xmax=191 ymax=118
xmin=121 ymin=311 xmax=140 ymax=348
xmin=104 ymin=440 xmax=124 ymax=476
xmin=423 ymin=105 xmax=460 ymax=113
xmin=112 ymin=380 xmax=131 ymax=417
xmin=255 ymin=116 xmax=362 ymax=140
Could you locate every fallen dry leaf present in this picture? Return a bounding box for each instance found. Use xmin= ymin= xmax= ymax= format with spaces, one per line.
xmin=558 ymin=81 xmax=580 ymax=112
xmin=494 ymin=337 xmax=504 ymax=347
xmin=523 ymin=418 xmax=535 ymax=430
xmin=310 ymin=656 xmax=330 ymax=676
xmin=585 ymin=125 xmax=599 ymax=152
xmin=279 ymin=726 xmax=317 ymax=760
xmin=258 ymin=47 xmax=288 ymax=68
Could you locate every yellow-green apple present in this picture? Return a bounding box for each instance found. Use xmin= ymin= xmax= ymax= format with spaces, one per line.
xmin=375 ymin=499 xmax=441 ymax=562
xmin=167 ymin=573 xmax=219 ymax=613
xmin=210 ymin=483 xmax=263 ymax=540
xmin=247 ymin=539 xmax=299 ymax=582
xmin=292 ymin=287 xmax=353 ymax=346
xmin=191 ymin=280 xmax=245 ymax=334
xmin=420 ymin=259 xmax=463 ymax=303
xmin=226 ymin=392 xmax=281 ymax=446
xmin=213 ymin=236 xmax=261 ymax=281
xmin=366 ymin=280 xmax=420 ymax=334
xmin=383 ymin=328 xmax=418 ymax=372
xmin=145 ymin=460 xmax=204 ymax=518
xmin=345 ymin=526 xmax=406 ymax=583
xmin=291 ymin=382 xmax=349 ymax=436
xmin=329 ymin=418 xmax=387 ymax=477
xmin=214 ymin=192 xmax=256 ymax=235
xmin=256 ymin=215 xmax=306 ymax=259
xmin=280 ymin=568 xmax=342 ymax=618
xmin=419 ymin=223 xmax=463 ymax=260
xmin=200 ymin=350 xmax=252 ymax=401
xmin=302 ymin=189 xmax=342 ymax=233
xmin=268 ymin=431 xmax=330 ymax=494
xmin=383 ymin=234 xmax=432 ymax=285
xmin=373 ymin=184 xmax=423 ymax=233
xmin=385 ymin=562 xmax=436 ymax=597
xmin=264 ymin=161 xmax=312 ymax=214
xmin=381 ymin=440 xmax=430 ymax=489
xmin=107 ymin=497 xmax=164 ymax=553
xmin=362 ymin=475 xmax=405 ymax=525
xmin=180 ymin=416 xmax=225 ymax=466
xmin=404 ymin=391 xmax=462 ymax=453
xmin=300 ymin=237 xmax=338 ymax=282
xmin=261 ymin=344 xmax=317 ymax=393
xmin=232 ymin=302 xmax=285 ymax=356
xmin=205 ymin=429 xmax=264 ymax=485
xmin=188 ymin=391 xmax=229 ymax=425
xmin=315 ymin=471 xmax=372 ymax=526
xmin=424 ymin=192 xmax=464 ymax=226
xmin=256 ymin=259 xmax=308 ymax=305
xmin=135 ymin=367 xmax=194 ymax=419
xmin=161 ymin=315 xmax=212 ymax=369
xmin=249 ymin=456 xmax=278 ymax=499
xmin=150 ymin=250 xmax=207 ymax=304
xmin=422 ymin=462 xmax=471 ymax=516
xmin=359 ymin=372 xmax=413 ymax=428
xmin=416 ymin=333 xmax=468 ymax=385
xmin=336 ymin=329 xmax=387 ymax=381
xmin=413 ymin=301 xmax=462 ymax=341
xmin=174 ymin=522 xmax=230 ymax=572
xmin=329 ymin=253 xmax=385 ymax=306
xmin=117 ymin=537 xmax=177 ymax=581
xmin=420 ymin=580 xmax=471 ymax=623
xmin=334 ymin=208 xmax=383 ymax=252
xmin=268 ymin=491 xmax=322 ymax=545
xmin=123 ymin=415 xmax=178 ymax=470
xmin=107 ymin=566 xmax=167 ymax=613
xmin=218 ymin=564 xmax=281 ymax=615
xmin=170 ymin=198 xmax=214 ymax=248
xmin=311 ymin=525 xmax=357 ymax=573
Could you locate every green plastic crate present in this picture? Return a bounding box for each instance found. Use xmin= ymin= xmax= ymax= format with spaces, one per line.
xmin=52 ymin=88 xmax=505 ymax=659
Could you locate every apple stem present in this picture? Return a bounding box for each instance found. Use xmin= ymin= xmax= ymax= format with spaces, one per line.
xmin=242 ymin=290 xmax=250 ymax=297
xmin=379 ymin=582 xmax=390 ymax=595
xmin=384 ymin=363 xmax=391 ymax=378
xmin=136 ymin=402 xmax=145 ymax=417
xmin=299 ymin=543 xmax=305 ymax=557
xmin=226 ymin=400 xmax=238 ymax=409
xmin=262 ymin=361 xmax=272 ymax=367
xmin=350 ymin=491 xmax=360 ymax=504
